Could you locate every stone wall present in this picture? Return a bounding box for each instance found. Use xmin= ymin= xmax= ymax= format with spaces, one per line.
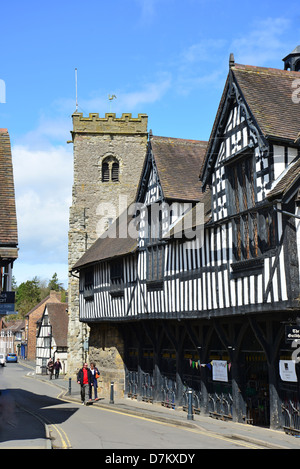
xmin=67 ymin=112 xmax=148 ymax=379
xmin=88 ymin=323 xmax=125 ymax=399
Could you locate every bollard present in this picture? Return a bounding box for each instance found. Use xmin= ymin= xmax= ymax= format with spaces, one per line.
xmin=187 ymin=389 xmax=194 ymax=420
xmin=68 ymin=377 xmax=72 ymax=395
xmin=110 ymin=381 xmax=114 ymax=404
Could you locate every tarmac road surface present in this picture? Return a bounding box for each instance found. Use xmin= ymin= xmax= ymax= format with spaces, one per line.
xmin=1 ymin=361 xmax=300 ymax=451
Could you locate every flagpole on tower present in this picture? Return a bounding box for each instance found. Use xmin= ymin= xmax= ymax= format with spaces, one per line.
xmin=75 ymin=68 xmax=78 ymax=112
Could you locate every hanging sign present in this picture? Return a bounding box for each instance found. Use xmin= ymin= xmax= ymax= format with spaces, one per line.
xmin=279 ymin=360 xmax=298 ymax=382
xmin=0 ymin=292 xmax=15 ymax=315
xmin=212 ymin=360 xmax=228 ymax=382
xmin=285 ymin=325 xmax=300 ymax=343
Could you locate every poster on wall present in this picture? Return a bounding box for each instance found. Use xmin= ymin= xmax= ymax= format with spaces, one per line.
xmin=212 ymin=360 xmax=228 ymax=382
xmin=279 ymin=360 xmax=298 ymax=382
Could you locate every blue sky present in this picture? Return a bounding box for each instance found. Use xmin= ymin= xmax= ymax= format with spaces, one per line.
xmin=0 ymin=0 xmax=299 ymax=288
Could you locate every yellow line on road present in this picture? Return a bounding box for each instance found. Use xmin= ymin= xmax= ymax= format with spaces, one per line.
xmin=95 ymin=406 xmax=262 ymax=449
xmin=17 ymin=403 xmax=71 ymax=449
xmin=41 ymin=415 xmax=72 ymax=449
xmin=60 ymin=395 xmax=262 ymax=449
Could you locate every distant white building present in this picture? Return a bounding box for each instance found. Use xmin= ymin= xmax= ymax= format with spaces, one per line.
xmin=36 ymin=302 xmax=68 ymax=375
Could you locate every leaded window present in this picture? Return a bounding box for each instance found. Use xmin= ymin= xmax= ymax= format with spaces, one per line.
xmin=227 ymin=154 xmax=258 ymax=261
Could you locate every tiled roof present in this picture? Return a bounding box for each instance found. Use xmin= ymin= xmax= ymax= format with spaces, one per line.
xmin=151 ymin=136 xmax=207 ymax=202
xmin=233 ymin=64 xmax=300 ymax=141
xmin=46 ymin=303 xmax=68 ymax=348
xmin=0 ymin=129 xmax=18 ymax=248
xmin=3 ymin=319 xmax=25 ymax=333
xmin=72 ymin=212 xmax=138 ymax=270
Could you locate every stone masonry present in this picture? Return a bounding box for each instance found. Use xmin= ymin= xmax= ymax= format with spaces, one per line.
xmin=67 ymin=112 xmax=148 ymax=391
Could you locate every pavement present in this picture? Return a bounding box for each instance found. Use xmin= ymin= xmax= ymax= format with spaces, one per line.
xmin=1 ymin=359 xmax=300 ymax=449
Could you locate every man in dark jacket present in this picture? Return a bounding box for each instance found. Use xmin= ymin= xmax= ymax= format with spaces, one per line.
xmin=77 ymin=363 xmax=92 ymax=405
xmin=53 ymin=358 xmax=62 ymax=379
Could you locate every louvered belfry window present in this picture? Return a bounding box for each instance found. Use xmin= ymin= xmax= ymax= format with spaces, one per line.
xmin=102 ymin=162 xmax=110 ymax=182
xmin=102 ymin=157 xmax=119 ymax=182
xmin=112 ymin=162 xmax=119 ymax=182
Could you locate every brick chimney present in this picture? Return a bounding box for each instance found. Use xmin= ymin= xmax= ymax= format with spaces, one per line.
xmin=49 ymin=290 xmax=62 ymax=302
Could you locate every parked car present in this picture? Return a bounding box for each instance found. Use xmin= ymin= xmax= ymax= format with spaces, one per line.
xmin=6 ymin=353 xmax=18 ymax=363
xmin=0 ymin=353 xmax=5 ymax=367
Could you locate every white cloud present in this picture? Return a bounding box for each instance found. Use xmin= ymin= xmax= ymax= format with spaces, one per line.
xmin=117 ymin=77 xmax=171 ymax=109
xmin=169 ymin=39 xmax=228 ymax=95
xmin=231 ymin=17 xmax=291 ymax=66
xmin=12 ymin=140 xmax=73 ymax=286
xmin=54 ymin=74 xmax=172 ymax=118
xmin=73 ymin=76 xmax=172 ymax=115
xmin=16 ymin=115 xmax=71 ymax=149
xmin=180 ymin=39 xmax=227 ymax=64
xmin=134 ymin=0 xmax=160 ymax=25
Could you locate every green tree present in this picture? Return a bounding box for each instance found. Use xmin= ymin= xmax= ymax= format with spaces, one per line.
xmin=48 ymin=272 xmax=64 ymax=292
xmin=15 ymin=276 xmax=41 ymax=318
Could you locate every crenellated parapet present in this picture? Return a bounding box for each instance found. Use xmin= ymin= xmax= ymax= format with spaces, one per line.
xmin=71 ymin=112 xmax=148 ymax=137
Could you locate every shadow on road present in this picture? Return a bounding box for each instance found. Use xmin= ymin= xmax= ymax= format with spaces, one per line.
xmin=0 ymin=388 xmax=78 ymax=444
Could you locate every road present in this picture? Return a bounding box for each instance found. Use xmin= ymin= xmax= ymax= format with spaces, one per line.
xmin=0 ymin=362 xmax=264 ymax=451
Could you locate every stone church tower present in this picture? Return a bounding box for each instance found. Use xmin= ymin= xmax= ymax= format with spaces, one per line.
xmin=67 ymin=111 xmax=148 ymax=377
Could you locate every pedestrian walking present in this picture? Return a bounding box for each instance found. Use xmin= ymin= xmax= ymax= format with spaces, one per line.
xmin=47 ymin=358 xmax=54 ymax=380
xmin=89 ymin=362 xmax=100 ymax=401
xmin=77 ymin=363 xmax=92 ymax=405
xmin=54 ymin=358 xmax=62 ymax=379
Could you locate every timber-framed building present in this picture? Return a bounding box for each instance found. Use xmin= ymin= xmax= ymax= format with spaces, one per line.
xmin=71 ymin=49 xmax=300 ymax=430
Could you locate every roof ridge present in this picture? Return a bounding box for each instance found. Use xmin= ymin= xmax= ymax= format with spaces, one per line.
xmin=152 ymin=135 xmax=207 ymax=145
xmin=233 ymin=63 xmax=300 ymax=77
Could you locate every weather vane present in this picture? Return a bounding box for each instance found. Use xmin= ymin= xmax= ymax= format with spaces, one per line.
xmin=108 ymin=94 xmax=117 ymax=112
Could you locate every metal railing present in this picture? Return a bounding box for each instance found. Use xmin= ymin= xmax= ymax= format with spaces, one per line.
xmin=282 ymin=400 xmax=300 ymax=435
xmin=127 ymin=371 xmax=138 ymax=399
xmin=209 ymin=393 xmax=233 ymax=420
xmin=141 ymin=373 xmax=154 ymax=403
xmin=161 ymin=375 xmax=176 ymax=409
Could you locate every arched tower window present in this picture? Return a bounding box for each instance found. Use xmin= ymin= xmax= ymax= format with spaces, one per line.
xmin=101 ymin=157 xmax=120 ymax=182
xmin=102 ymin=162 xmax=110 ymax=182
xmin=112 ymin=162 xmax=119 ymax=182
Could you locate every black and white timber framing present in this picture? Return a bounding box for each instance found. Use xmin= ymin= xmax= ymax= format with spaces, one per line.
xmin=72 ymin=51 xmax=300 ymax=430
